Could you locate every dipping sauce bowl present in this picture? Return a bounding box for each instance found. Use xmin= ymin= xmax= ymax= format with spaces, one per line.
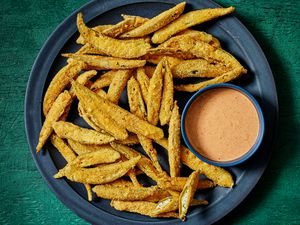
xmin=181 ymin=83 xmax=265 ymax=167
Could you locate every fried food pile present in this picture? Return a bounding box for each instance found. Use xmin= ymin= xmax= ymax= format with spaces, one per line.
xmin=36 ymin=2 xmax=245 ymax=221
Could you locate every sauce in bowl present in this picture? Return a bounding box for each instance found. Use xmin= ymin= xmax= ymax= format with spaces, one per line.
xmin=184 ymin=86 xmax=261 ymax=163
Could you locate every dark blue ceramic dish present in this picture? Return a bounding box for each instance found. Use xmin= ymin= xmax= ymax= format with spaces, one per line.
xmin=25 ymin=0 xmax=278 ymax=224
xmin=181 ymin=83 xmax=265 ymax=167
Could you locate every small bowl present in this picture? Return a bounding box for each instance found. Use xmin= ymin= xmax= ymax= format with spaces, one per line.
xmin=181 ymin=83 xmax=265 ymax=167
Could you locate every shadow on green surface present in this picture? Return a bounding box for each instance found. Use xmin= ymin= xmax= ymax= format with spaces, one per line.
xmin=216 ymin=11 xmax=298 ymax=225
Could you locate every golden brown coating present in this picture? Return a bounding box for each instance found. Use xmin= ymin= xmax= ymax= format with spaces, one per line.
xmin=147 ymin=60 xmax=164 ymax=125
xmin=77 ymin=13 xmax=151 ymax=58
xmin=102 ymin=16 xmax=149 ymax=38
xmin=157 ymin=34 xmax=202 ymax=52
xmin=52 ymin=121 xmax=115 ymax=145
xmin=67 ymin=139 xmax=114 ymax=155
xmin=75 ymin=70 xmax=98 ymax=87
xmin=175 ymin=66 xmax=246 ymax=92
xmin=73 ymin=81 xmax=129 ymax=140
xmin=127 ymin=76 xmax=147 ymax=119
xmin=77 ymin=103 xmax=103 ymax=131
xmin=143 ymin=189 xmax=171 ymax=202
xmin=70 ymin=44 xmax=107 ymax=58
xmin=171 ymin=59 xmax=229 ymax=79
xmin=118 ymin=154 xmax=141 ymax=187
xmin=79 ymin=43 xmax=105 ymax=53
xmin=152 ymin=7 xmax=235 ymax=43
xmin=146 ymin=47 xmax=196 ymax=60
xmin=139 ymin=137 xmax=162 ymax=172
xmin=107 ymin=70 xmax=132 ymax=104
xmin=168 ymin=101 xmax=180 ymax=177
xmin=144 ymin=56 xmax=182 ymax=69
xmin=144 ymin=55 xmax=164 ymax=65
xmin=159 ymin=59 xmax=174 ymax=126
xmin=121 ymin=14 xmax=148 ymax=21
xmin=61 ymin=70 xmax=98 ymax=121
xmin=93 ymin=185 xmax=160 ymax=201
xmin=158 ymin=176 xmax=214 ymax=192
xmin=153 ymin=196 xmax=177 ymax=215
xmin=152 ymin=37 xmax=245 ymax=70
xmin=154 ymin=138 xmax=234 ymax=188
xmin=54 ymin=156 xmax=141 ymax=184
xmin=76 ymin=25 xmax=114 ymax=44
xmin=179 ymin=145 xmax=234 ymax=187
xmin=104 ymin=179 xmax=135 ymax=188
xmin=72 ymin=81 xmax=164 ymax=140
xmin=110 ymin=143 xmax=161 ymax=182
xmin=62 ymin=54 xmax=146 ymax=70
xmin=154 ymin=195 xmax=208 ymax=215
xmin=135 ymin=67 xmax=150 ymax=105
xmin=120 ymin=2 xmax=186 ymax=38
xmin=127 ymin=168 xmax=142 ymax=187
xmin=110 ymin=200 xmax=180 ymax=219
xmin=37 ymin=91 xmax=72 ymax=152
xmin=150 ymin=39 xmax=247 ymax=92
xmin=189 ymin=41 xmax=245 ymax=68
xmin=84 ymin=184 xmax=93 ymax=202
xmin=91 ymin=70 xmax=117 ymax=90
xmin=115 ymin=133 xmax=140 ymax=146
xmin=159 ymin=29 xmax=221 ymax=50
xmin=127 ymin=76 xmax=162 ymax=172
xmin=43 ymin=61 xmax=85 ymax=115
xmin=50 ymin=134 xmax=93 ymax=202
xmin=211 ymin=37 xmax=221 ymax=48
xmin=72 ymin=149 xmax=121 ymax=167
xmin=170 ymin=29 xmax=216 ymax=46
xmin=95 ymin=89 xmax=107 ymax=98
xmin=50 ymin=134 xmax=76 ymax=162
xmin=179 ymin=170 xmax=200 ymax=220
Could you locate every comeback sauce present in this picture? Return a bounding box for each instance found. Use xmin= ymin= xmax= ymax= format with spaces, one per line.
xmin=185 ymin=88 xmax=259 ymax=162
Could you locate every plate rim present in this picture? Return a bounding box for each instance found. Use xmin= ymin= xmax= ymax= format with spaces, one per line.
xmin=24 ymin=0 xmax=279 ymax=224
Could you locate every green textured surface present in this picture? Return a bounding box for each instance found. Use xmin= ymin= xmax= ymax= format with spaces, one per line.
xmin=0 ymin=0 xmax=299 ymax=224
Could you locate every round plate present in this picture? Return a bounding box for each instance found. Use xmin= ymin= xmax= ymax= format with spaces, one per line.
xmin=25 ymin=0 xmax=278 ymax=224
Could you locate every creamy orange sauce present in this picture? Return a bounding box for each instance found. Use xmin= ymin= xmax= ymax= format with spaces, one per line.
xmin=185 ymin=88 xmax=259 ymax=162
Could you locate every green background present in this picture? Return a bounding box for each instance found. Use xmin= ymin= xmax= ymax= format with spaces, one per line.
xmin=0 ymin=0 xmax=299 ymax=224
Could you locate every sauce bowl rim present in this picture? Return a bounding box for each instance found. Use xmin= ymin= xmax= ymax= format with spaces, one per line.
xmin=181 ymin=83 xmax=265 ymax=167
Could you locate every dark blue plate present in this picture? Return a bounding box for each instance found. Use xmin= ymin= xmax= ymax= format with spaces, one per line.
xmin=25 ymin=0 xmax=278 ymax=224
